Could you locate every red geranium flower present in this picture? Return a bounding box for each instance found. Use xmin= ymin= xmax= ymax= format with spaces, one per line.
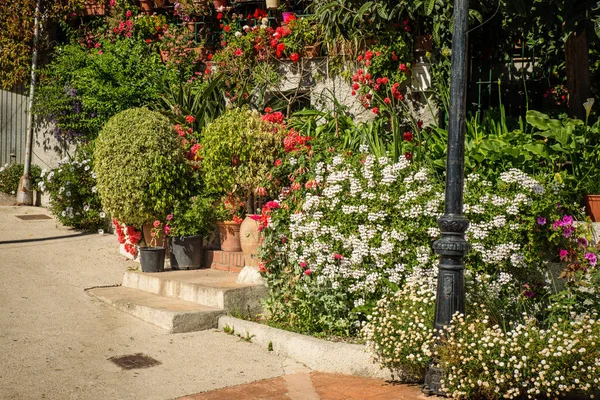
xmin=185 ymin=115 xmax=195 ymax=124
xmin=290 ymin=52 xmax=300 ymax=63
xmin=404 ymin=151 xmax=413 ymax=160
xmin=403 ymin=131 xmax=413 ymax=141
xmin=234 ymin=48 xmax=243 ymax=57
xmin=224 ymin=25 xmax=231 ymax=32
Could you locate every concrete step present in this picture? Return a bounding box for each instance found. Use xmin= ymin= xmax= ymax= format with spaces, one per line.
xmin=122 ymin=268 xmax=267 ymax=316
xmin=87 ymin=286 xmax=223 ymax=333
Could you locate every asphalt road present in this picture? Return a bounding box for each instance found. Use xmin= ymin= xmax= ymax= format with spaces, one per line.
xmin=0 ymin=206 xmax=299 ymax=400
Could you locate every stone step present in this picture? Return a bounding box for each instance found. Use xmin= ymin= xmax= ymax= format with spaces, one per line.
xmin=87 ymin=286 xmax=223 ymax=333
xmin=122 ymin=268 xmax=267 ymax=316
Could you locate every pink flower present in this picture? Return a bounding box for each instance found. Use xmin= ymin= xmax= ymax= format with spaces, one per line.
xmin=333 ymin=254 xmax=343 ymax=260
xmin=166 ymin=214 xmax=173 ymax=221
xmin=255 ymin=187 xmax=268 ymax=196
xmin=303 ymin=269 xmax=312 ymax=275
xmin=585 ymin=252 xmax=597 ymax=266
xmin=559 ymin=249 xmax=568 ymax=260
xmin=163 ymin=225 xmax=171 ymax=235
xmin=299 ymin=261 xmax=307 ymax=269
xmin=372 ymin=107 xmax=379 ymax=114
xmin=153 ymin=220 xmax=161 ymax=228
xmin=384 ymin=97 xmax=391 ymax=104
xmin=109 ymin=0 xmax=116 ymax=6
xmin=125 ymin=10 xmax=132 ymax=18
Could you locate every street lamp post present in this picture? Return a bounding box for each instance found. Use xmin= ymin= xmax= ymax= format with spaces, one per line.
xmin=422 ymin=0 xmax=470 ymax=395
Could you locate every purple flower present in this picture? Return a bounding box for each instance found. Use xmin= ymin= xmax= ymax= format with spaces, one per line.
xmin=559 ymin=249 xmax=568 ymax=260
xmin=563 ymin=227 xmax=573 ymax=238
xmin=537 ymin=217 xmax=547 ymax=225
xmin=552 ymin=220 xmax=563 ymax=230
xmin=578 ymin=237 xmax=589 ymax=247
xmin=585 ymin=252 xmax=597 ymax=266
xmin=562 ymin=215 xmax=574 ymax=226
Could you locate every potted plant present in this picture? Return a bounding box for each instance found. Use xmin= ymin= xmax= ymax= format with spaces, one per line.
xmin=82 ymin=0 xmax=108 ymax=16
xmin=174 ymin=0 xmax=212 ymax=20
xmin=265 ymin=0 xmax=279 ymax=9
xmin=281 ymin=16 xmax=322 ymax=59
xmin=200 ymin=108 xmax=285 ymax=256
xmin=94 ymin=108 xmax=191 ymax=254
xmin=139 ymin=218 xmax=168 ymax=272
xmin=169 ymin=195 xmax=217 ymax=269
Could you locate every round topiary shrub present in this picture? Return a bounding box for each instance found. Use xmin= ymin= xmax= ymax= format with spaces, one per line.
xmin=94 ymin=107 xmax=189 ymax=227
xmin=200 ymin=107 xmax=285 ymax=215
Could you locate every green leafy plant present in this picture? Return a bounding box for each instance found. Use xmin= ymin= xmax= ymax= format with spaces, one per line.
xmin=34 ymin=37 xmax=175 ymax=142
xmin=199 ymin=107 xmax=285 ymax=215
xmin=0 ymin=163 xmax=41 ymax=195
xmin=169 ymin=195 xmax=218 ymax=237
xmin=94 ymin=107 xmax=190 ymax=227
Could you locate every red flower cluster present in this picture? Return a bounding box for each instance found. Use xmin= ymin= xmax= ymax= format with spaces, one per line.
xmin=262 ymin=110 xmax=285 ymax=124
xmin=250 ymin=200 xmax=281 ymax=232
xmin=289 ymin=52 xmax=300 ymax=63
xmin=174 ymin=124 xmax=193 ymax=137
xmin=113 ymin=18 xmax=134 ymax=38
xmin=270 ymin=26 xmax=291 ymax=58
xmin=188 ymin=143 xmax=202 ymax=161
xmin=284 ymin=129 xmax=311 ymax=153
xmin=113 ymin=219 xmax=142 ymax=256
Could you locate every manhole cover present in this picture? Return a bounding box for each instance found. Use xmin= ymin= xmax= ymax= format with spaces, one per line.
xmin=108 ymin=353 xmax=161 ymax=370
xmin=15 ymin=214 xmax=52 ymax=220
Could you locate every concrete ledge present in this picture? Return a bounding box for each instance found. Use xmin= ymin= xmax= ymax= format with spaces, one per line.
xmin=217 ymin=316 xmax=392 ymax=380
xmin=88 ymin=286 xmax=222 ymax=333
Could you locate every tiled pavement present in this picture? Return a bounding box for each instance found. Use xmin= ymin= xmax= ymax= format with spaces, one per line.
xmin=178 ymin=372 xmax=432 ymax=400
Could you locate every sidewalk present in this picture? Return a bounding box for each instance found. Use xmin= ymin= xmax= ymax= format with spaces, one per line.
xmin=179 ymin=372 xmax=430 ymax=400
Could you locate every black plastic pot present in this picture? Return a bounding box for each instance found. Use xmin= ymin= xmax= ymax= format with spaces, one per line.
xmin=170 ymin=235 xmax=204 ymax=270
xmin=139 ymin=247 xmax=165 ymax=273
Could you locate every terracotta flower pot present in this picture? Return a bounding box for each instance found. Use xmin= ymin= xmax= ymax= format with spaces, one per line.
xmin=304 ymin=43 xmax=322 ymax=58
xmin=142 ymin=223 xmax=167 ymax=248
xmin=213 ymin=0 xmax=227 ymax=9
xmin=240 ymin=216 xmax=262 ymax=267
xmin=139 ymin=0 xmax=153 ymax=13
xmin=584 ymin=195 xmax=600 ymax=222
xmin=83 ymin=1 xmax=107 ymax=16
xmin=216 ymin=221 xmax=242 ymax=252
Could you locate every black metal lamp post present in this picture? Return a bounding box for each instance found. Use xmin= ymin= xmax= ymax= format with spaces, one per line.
xmin=422 ymin=0 xmax=470 ymax=395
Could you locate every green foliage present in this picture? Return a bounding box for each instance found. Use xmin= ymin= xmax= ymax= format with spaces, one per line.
xmin=154 ymin=73 xmax=226 ymax=133
xmin=41 ymin=154 xmax=106 ymax=231
xmin=199 ymin=108 xmax=285 ymax=203
xmin=94 ymin=107 xmax=190 ymax=227
xmin=0 ymin=163 xmax=41 ymax=195
xmin=0 ymin=0 xmax=81 ymax=89
xmin=35 ymin=37 xmax=175 ymax=142
xmin=281 ymin=16 xmax=321 ymax=55
xmin=169 ymin=195 xmax=218 ymax=237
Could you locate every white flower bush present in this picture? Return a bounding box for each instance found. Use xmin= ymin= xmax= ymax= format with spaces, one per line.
xmin=261 ymin=153 xmax=580 ymax=334
xmin=438 ymin=309 xmax=600 ymax=399
xmin=42 ymin=156 xmax=106 ymax=231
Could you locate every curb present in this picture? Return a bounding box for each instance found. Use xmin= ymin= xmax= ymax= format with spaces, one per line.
xmin=217 ymin=316 xmax=393 ymax=380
